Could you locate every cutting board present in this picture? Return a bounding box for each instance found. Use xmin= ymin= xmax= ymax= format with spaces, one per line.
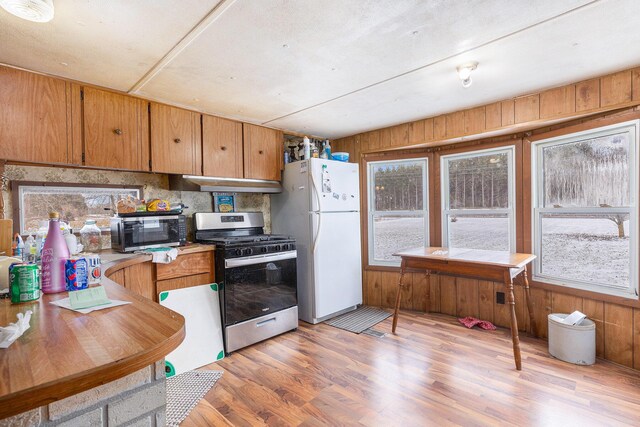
xmin=158 ymin=283 xmax=224 ymax=377
xmin=0 ymin=219 xmax=13 ymax=257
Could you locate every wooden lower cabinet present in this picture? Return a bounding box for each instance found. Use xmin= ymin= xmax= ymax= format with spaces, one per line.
xmin=123 ymin=262 xmax=155 ymax=301
xmin=106 ymin=250 xmax=215 ymax=302
xmin=156 ymin=251 xmax=212 ymax=281
xmin=156 ymin=272 xmax=214 ymax=294
xmin=107 ymin=269 xmax=126 ymax=287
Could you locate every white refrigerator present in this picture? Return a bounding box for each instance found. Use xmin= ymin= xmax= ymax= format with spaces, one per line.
xmin=271 ymin=158 xmax=362 ymax=324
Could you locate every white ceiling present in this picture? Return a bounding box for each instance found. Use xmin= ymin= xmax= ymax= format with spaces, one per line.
xmin=1 ymin=0 xmax=639 ymax=138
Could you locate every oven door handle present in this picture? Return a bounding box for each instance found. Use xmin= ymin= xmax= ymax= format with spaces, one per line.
xmin=224 ymin=250 xmax=297 ymax=268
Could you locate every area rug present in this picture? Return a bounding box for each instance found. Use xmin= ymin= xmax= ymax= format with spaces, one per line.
xmin=324 ymin=306 xmax=391 ymax=334
xmin=166 ymin=370 xmax=223 ymax=426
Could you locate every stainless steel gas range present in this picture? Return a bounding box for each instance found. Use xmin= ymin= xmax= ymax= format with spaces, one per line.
xmin=194 ymin=212 xmax=298 ymax=353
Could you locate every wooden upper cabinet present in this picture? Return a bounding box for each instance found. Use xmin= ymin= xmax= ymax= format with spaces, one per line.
xmin=83 ymin=87 xmax=149 ymax=171
xmin=243 ymin=123 xmax=283 ymax=181
xmin=202 ymin=115 xmax=243 ymax=178
xmin=150 ymin=103 xmax=201 ymax=175
xmin=0 ymin=66 xmax=72 ymax=164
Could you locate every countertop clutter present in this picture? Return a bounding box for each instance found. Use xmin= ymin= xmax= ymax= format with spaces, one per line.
xmin=0 ymin=246 xmax=217 ymax=419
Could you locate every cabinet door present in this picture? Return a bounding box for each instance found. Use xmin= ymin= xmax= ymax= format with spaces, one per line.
xmin=83 ymin=87 xmax=149 ymax=171
xmin=202 ymin=115 xmax=243 ymax=178
xmin=156 ymin=252 xmax=212 ymax=281
xmin=0 ymin=66 xmax=71 ymax=164
xmin=243 ymin=124 xmax=283 ymax=181
xmin=150 ymin=103 xmax=201 ymax=175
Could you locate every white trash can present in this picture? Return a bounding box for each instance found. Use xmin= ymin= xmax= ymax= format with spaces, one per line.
xmin=548 ymin=313 xmax=596 ymax=365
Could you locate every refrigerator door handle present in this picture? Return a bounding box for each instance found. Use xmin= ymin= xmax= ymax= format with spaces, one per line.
xmin=310 ymin=172 xmax=322 ymax=254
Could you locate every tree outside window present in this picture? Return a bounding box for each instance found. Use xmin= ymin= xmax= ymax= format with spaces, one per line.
xmin=441 ymin=147 xmax=515 ymax=252
xmin=367 ymin=158 xmax=428 ymax=266
xmin=533 ymin=120 xmax=638 ymax=298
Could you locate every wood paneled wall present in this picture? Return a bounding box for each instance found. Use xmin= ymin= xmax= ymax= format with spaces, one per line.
xmin=333 ymin=67 xmax=640 ymax=154
xmin=364 ymin=270 xmax=640 ymax=369
xmin=333 ymin=64 xmax=640 ymax=370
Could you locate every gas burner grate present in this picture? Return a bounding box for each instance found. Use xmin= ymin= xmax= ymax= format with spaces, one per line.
xmin=199 ymin=234 xmax=292 ymax=245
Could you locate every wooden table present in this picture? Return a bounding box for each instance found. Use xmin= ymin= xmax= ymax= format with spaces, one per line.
xmin=392 ymin=247 xmax=537 ymax=370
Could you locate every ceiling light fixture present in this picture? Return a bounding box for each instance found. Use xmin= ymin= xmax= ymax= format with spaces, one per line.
xmin=0 ymin=0 xmax=54 ymax=23
xmin=456 ymin=62 xmax=478 ymax=88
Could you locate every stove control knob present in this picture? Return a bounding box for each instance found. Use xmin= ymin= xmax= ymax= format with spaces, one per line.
xmin=235 ymin=249 xmax=243 ymax=256
xmin=244 ymin=248 xmax=253 ymax=256
xmin=290 ymin=243 xmax=295 ymax=250
xmin=274 ymin=245 xmax=281 ymax=251
xmin=261 ymin=247 xmax=268 ymax=253
xmin=282 ymin=244 xmax=289 ymax=251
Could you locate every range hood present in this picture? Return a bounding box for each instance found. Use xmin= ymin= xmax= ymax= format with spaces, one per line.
xmin=169 ymin=175 xmax=282 ymax=193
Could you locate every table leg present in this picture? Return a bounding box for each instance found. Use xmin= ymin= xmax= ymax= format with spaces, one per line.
xmin=522 ymin=265 xmax=537 ymax=337
xmin=504 ymin=271 xmax=522 ymax=370
xmin=392 ymin=259 xmax=407 ymax=333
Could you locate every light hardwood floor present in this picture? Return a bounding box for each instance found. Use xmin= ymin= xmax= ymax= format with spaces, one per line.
xmin=183 ymin=311 xmax=640 ymax=426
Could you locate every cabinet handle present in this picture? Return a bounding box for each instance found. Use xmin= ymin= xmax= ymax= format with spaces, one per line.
xmin=174 ymin=138 xmax=181 ymax=143
xmin=221 ymin=146 xmax=227 ymax=151
xmin=113 ymin=128 xmax=123 ymax=135
xmin=259 ymin=150 xmax=264 ymax=154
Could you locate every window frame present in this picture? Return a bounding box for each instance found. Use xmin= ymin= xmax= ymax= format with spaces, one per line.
xmin=12 ymin=181 xmax=144 ymax=235
xmin=531 ymin=119 xmax=639 ymax=298
xmin=440 ymin=145 xmax=516 ymax=252
xmin=367 ymin=157 xmax=429 ymax=267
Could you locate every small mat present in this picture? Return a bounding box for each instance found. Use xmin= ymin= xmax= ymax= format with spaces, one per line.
xmin=324 ymin=306 xmax=391 ymax=334
xmin=166 ymin=370 xmax=223 ymax=426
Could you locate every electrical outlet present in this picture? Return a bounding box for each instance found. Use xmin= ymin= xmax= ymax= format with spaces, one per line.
xmin=496 ymin=292 xmax=505 ymax=304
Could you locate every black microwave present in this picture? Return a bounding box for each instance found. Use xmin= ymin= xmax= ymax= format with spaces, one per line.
xmin=110 ymin=215 xmax=187 ymax=252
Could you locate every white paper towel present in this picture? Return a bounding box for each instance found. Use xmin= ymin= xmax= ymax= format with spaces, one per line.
xmin=0 ymin=310 xmax=32 ymax=348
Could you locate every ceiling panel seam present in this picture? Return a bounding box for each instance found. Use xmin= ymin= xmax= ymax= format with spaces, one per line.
xmin=261 ymin=0 xmax=601 ymax=126
xmin=128 ymin=0 xmax=238 ymax=93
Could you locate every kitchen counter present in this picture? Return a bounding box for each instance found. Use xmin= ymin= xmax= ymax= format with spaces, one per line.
xmin=102 ymin=243 xmax=215 ymax=276
xmin=0 ymin=248 xmax=200 ymax=420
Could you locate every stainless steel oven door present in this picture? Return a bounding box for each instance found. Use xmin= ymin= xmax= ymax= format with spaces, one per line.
xmin=223 ymin=250 xmax=297 ymax=326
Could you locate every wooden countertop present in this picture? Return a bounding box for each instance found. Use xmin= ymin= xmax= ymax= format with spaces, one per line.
xmin=102 ymin=243 xmax=215 ymax=276
xmin=0 ymin=250 xmax=194 ymax=419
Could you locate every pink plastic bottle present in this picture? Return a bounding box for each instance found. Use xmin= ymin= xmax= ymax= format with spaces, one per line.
xmin=41 ymin=212 xmax=70 ymax=294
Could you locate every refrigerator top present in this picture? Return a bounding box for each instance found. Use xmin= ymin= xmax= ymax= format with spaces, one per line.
xmin=278 ymin=159 xmax=361 ymax=215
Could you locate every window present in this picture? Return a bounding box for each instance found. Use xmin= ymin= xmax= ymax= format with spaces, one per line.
xmin=15 ymin=182 xmax=142 ymax=234
xmin=532 ymin=120 xmax=638 ymax=298
xmin=367 ymin=158 xmax=428 ymax=266
xmin=441 ymin=146 xmax=515 ymax=252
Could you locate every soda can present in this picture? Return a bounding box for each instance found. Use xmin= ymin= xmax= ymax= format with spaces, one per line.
xmin=9 ymin=263 xmax=40 ymax=303
xmin=65 ymin=257 xmax=88 ymax=291
xmin=86 ymin=254 xmax=102 ymax=285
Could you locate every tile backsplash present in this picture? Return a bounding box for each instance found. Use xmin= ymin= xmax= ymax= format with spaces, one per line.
xmin=1 ymin=165 xmax=271 ymax=244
